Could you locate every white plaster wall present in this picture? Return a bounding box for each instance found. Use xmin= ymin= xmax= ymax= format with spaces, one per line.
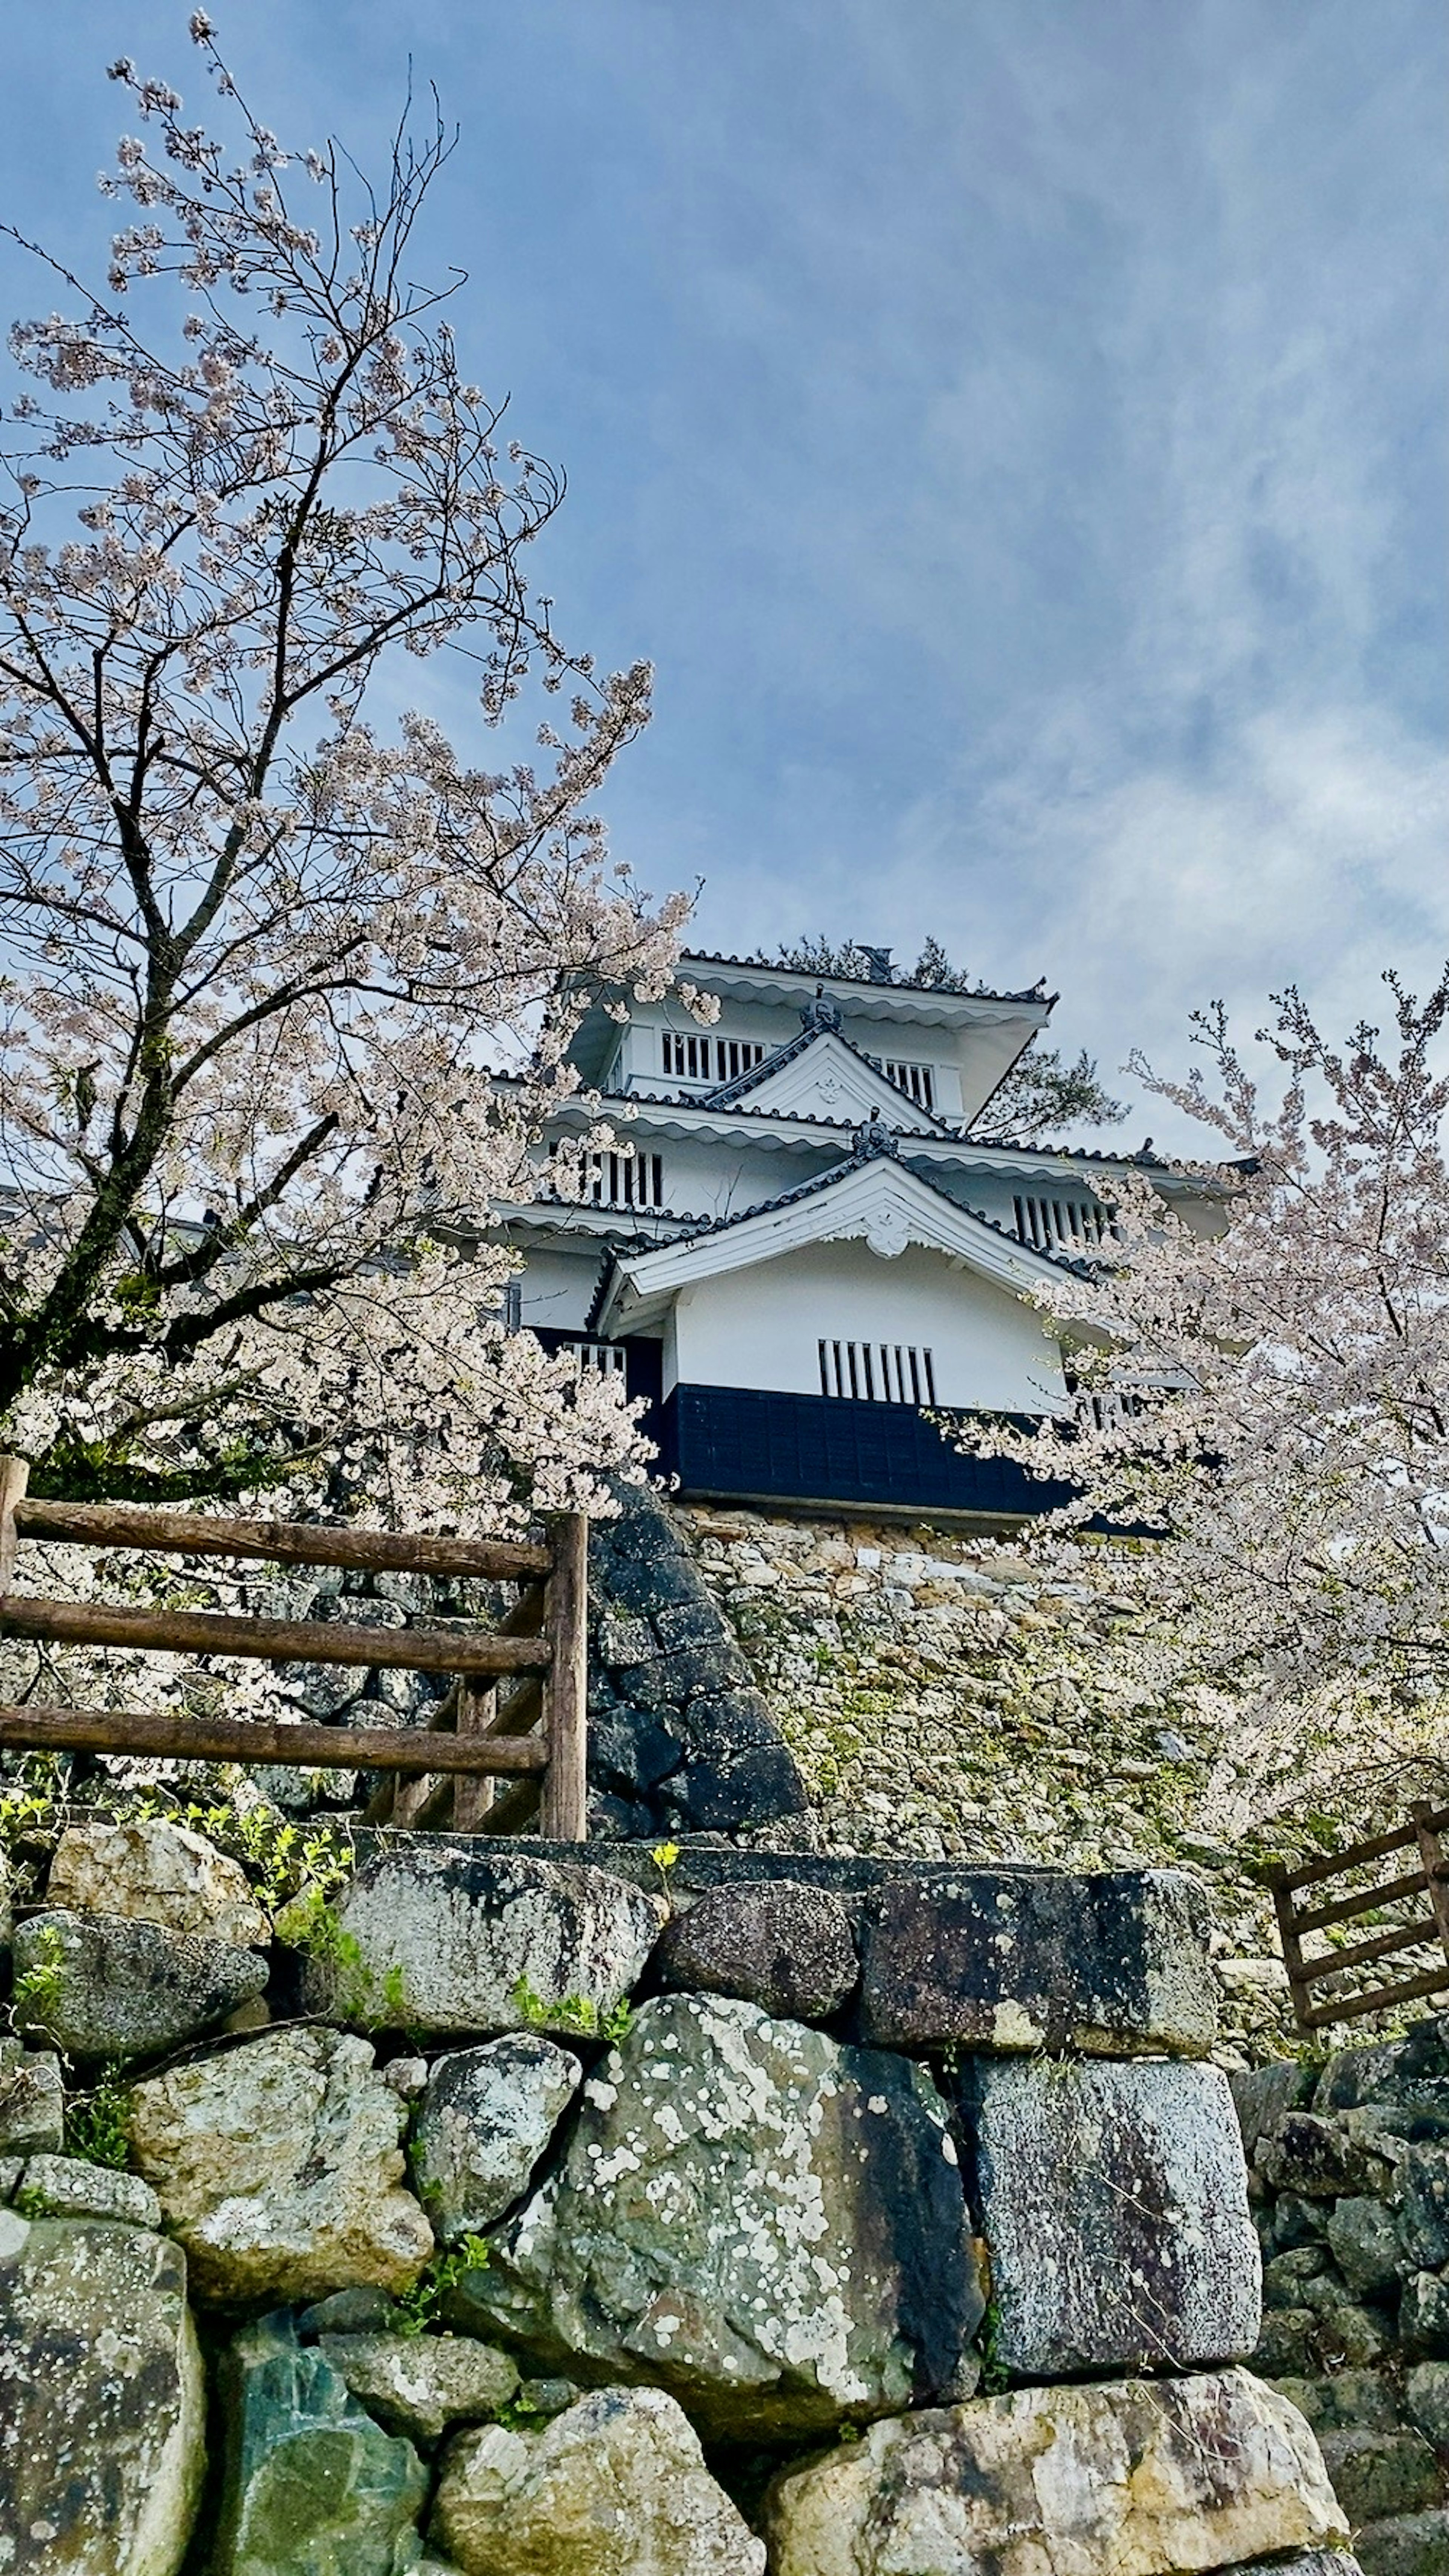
xmin=666 ymin=1239 xmax=1069 ymax=1413
xmin=514 ymin=1247 xmax=601 ymax=1332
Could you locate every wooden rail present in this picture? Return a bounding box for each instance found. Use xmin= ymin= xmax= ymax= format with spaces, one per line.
xmin=0 ymin=1456 xmax=588 ymax=1839
xmin=1267 ymin=1802 xmax=1449 ymax=2032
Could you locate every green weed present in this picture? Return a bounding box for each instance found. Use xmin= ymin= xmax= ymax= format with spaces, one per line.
xmin=394 ymin=2235 xmax=492 ymax=2336
xmin=511 ymin=1973 xmax=632 ymax=2045
xmin=64 ymin=2064 xmax=134 ymax=2170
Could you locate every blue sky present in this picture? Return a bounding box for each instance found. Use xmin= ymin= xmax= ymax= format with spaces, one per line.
xmin=4 ymin=2 xmax=1445 ymax=1140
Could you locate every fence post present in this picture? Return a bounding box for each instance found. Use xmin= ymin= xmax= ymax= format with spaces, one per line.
xmin=1266 ymin=1864 xmax=1314 ymax=2032
xmin=541 ymin=1512 xmax=588 ymax=1841
xmin=452 ymin=1682 xmax=497 ymax=1834
xmin=0 ymin=1455 xmax=28 ymax=1598
xmin=1411 ymin=1803 xmax=1449 ymax=1974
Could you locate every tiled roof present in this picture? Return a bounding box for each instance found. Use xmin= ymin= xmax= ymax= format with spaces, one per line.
xmin=678 ymin=949 xmax=1056 ymax=1007
xmin=582 ymin=1126 xmax=1092 ymax=1332
xmin=584 ymin=1084 xmax=1171 ymax=1171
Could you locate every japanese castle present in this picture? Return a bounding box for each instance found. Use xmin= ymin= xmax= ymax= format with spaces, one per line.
xmin=498 ymin=949 xmax=1200 ymax=1523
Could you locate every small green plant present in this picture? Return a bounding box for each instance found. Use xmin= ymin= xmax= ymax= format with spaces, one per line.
xmin=65 ymin=2065 xmax=133 ymax=2171
xmin=10 ymin=1923 xmax=66 ymax=2038
xmin=394 ymin=2235 xmax=491 ymax=2336
xmin=511 ymin=1973 xmax=632 ymax=2045
xmin=978 ymin=2297 xmax=1010 ymax=2396
xmin=275 ymin=1881 xmax=407 ymax=2030
xmin=12 ymin=2185 xmax=46 ymax=2220
xmin=650 ymin=1841 xmax=680 ymax=1912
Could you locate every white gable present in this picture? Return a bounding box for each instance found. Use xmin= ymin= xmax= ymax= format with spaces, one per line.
xmin=593 ymin=1150 xmax=1066 ymax=1337
xmin=720 ymin=1030 xmax=941 ymax=1132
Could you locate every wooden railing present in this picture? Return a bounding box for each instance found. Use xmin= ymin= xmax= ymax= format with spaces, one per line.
xmin=0 ymin=1456 xmax=588 ymax=1839
xmin=1267 ymin=1802 xmax=1449 ymax=2032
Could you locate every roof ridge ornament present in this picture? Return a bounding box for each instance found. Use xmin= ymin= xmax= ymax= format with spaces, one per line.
xmin=799 ymin=988 xmax=843 ymax=1033
xmin=852 ymin=1108 xmax=900 ymax=1159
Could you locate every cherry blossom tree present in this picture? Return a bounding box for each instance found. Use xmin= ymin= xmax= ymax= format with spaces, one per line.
xmin=958 ymin=968 xmax=1449 ymax=1821
xmin=0 ymin=21 xmax=691 ymax=1525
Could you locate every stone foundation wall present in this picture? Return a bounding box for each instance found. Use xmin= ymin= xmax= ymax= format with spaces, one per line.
xmin=1232 ymin=2020 xmax=1449 ymax=2576
xmin=0 ymin=1809 xmax=1364 ymax=2574
xmin=675 ymin=1501 xmax=1327 ymax=2058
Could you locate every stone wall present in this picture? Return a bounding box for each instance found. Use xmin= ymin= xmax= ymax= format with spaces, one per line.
xmin=674 ymin=1501 xmax=1340 ymax=2057
xmin=1233 ymin=2019 xmax=1449 ymax=2576
xmin=0 ymin=1809 xmax=1364 ymax=2574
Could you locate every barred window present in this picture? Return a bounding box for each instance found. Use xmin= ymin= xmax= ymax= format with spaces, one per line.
xmin=818 ymin=1339 xmax=936 ymax=1403
xmin=1012 ymin=1193 xmax=1109 ymax=1251
xmin=883 ymin=1060 xmax=935 ymax=1111
xmin=551 ymin=1146 xmax=664 ymax=1209
xmin=561 ymin=1340 xmax=627 ymax=1378
xmin=662 ymin=1032 xmax=768 ymax=1084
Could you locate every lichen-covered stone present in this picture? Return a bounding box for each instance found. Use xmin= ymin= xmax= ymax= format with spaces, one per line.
xmin=411 ymin=2037 xmax=581 ymax=2243
xmin=1352 ymin=2509 xmax=1449 ymax=2573
xmin=431 ymin=2385 xmax=766 ymax=2574
xmin=1217 ymin=2558 xmax=1364 ymax=2576
xmin=305 ymin=1844 xmax=664 ymax=2037
xmin=318 ymin=2333 xmax=519 ymax=2446
xmin=1405 ymin=2357 xmax=1449 ymax=2448
xmin=1399 ymin=2269 xmax=1449 ymax=2359
xmin=457 ymin=1991 xmax=984 ymax=2439
xmin=212 ymin=2312 xmax=427 ymax=2576
xmin=1258 ymin=2110 xmax=1394 ymax=2200
xmin=127 ymin=2026 xmax=433 ymax=2304
xmin=1329 ymin=2194 xmax=1404 ymax=2299
xmin=1315 ymin=2427 xmax=1444 ymax=2524
xmin=0 ymin=2034 xmax=64 ymax=2153
xmin=857 ymin=1865 xmax=1218 ymax=2055
xmin=47 ymin=1816 xmax=270 ymax=1947
xmin=18 ymin=2150 xmax=160 ymax=2228
xmin=1396 ymin=2141 xmax=1449 ymax=2269
xmin=0 ymin=2210 xmax=205 ymax=2575
xmin=655 ymin=1879 xmax=858 ymax=2022
xmin=763 ymin=2367 xmax=1348 ymax=2576
xmin=13 ymin=1908 xmax=267 ymax=2058
xmin=963 ymin=2054 xmax=1260 ymax=2377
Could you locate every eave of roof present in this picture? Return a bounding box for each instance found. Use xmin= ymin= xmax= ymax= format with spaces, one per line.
xmin=676 ymin=949 xmax=1056 ymax=1008
xmin=583 ymin=1128 xmax=1090 ymax=1334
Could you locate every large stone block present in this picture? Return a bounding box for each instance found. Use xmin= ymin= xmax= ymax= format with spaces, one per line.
xmin=857 ymin=1866 xmax=1218 ymax=2054
xmin=411 ymin=2037 xmax=581 ymax=2244
xmin=455 ymin=1991 xmax=984 ymax=2439
xmin=318 ymin=2333 xmax=519 ymax=2448
xmin=13 ymin=1908 xmax=267 ymax=2059
xmin=127 ymin=2026 xmax=433 ymax=2304
xmin=655 ymin=1878 xmax=859 ymax=2022
xmin=0 ymin=2034 xmax=64 ymax=2153
xmin=212 ymin=2312 xmax=427 ymax=2576
xmin=763 ymin=2368 xmax=1348 ymax=2576
xmin=431 ymin=2385 xmax=765 ymax=2575
xmin=963 ymin=2055 xmax=1261 ymax=2376
xmin=47 ymin=1816 xmax=270 ymax=1947
xmin=305 ymin=1845 xmax=664 ymax=2037
xmin=0 ymin=2209 xmax=205 ymax=2576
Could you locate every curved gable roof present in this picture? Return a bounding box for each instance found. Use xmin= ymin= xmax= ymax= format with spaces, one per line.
xmin=587 ymin=1127 xmax=1083 ymax=1337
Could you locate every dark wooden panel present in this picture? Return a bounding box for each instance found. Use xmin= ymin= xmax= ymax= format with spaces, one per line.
xmin=658 ymin=1385 xmax=1077 ymax=1519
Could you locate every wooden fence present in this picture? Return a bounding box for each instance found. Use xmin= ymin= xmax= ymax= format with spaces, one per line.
xmin=1266 ymin=1802 xmax=1449 ymax=2033
xmin=0 ymin=1456 xmax=588 ymax=1839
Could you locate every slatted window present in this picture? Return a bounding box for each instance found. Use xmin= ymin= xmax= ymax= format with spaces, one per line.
xmin=714 ymin=1038 xmax=767 ymax=1083
xmin=662 ymin=1033 xmax=767 ymax=1084
xmin=1012 ymin=1194 xmax=1109 ymax=1251
xmin=551 ymin=1147 xmax=664 ymax=1209
xmin=884 ymin=1060 xmax=935 ymax=1111
xmin=562 ymin=1340 xmax=627 ymax=1378
xmin=818 ymin=1340 xmax=936 ymax=1404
